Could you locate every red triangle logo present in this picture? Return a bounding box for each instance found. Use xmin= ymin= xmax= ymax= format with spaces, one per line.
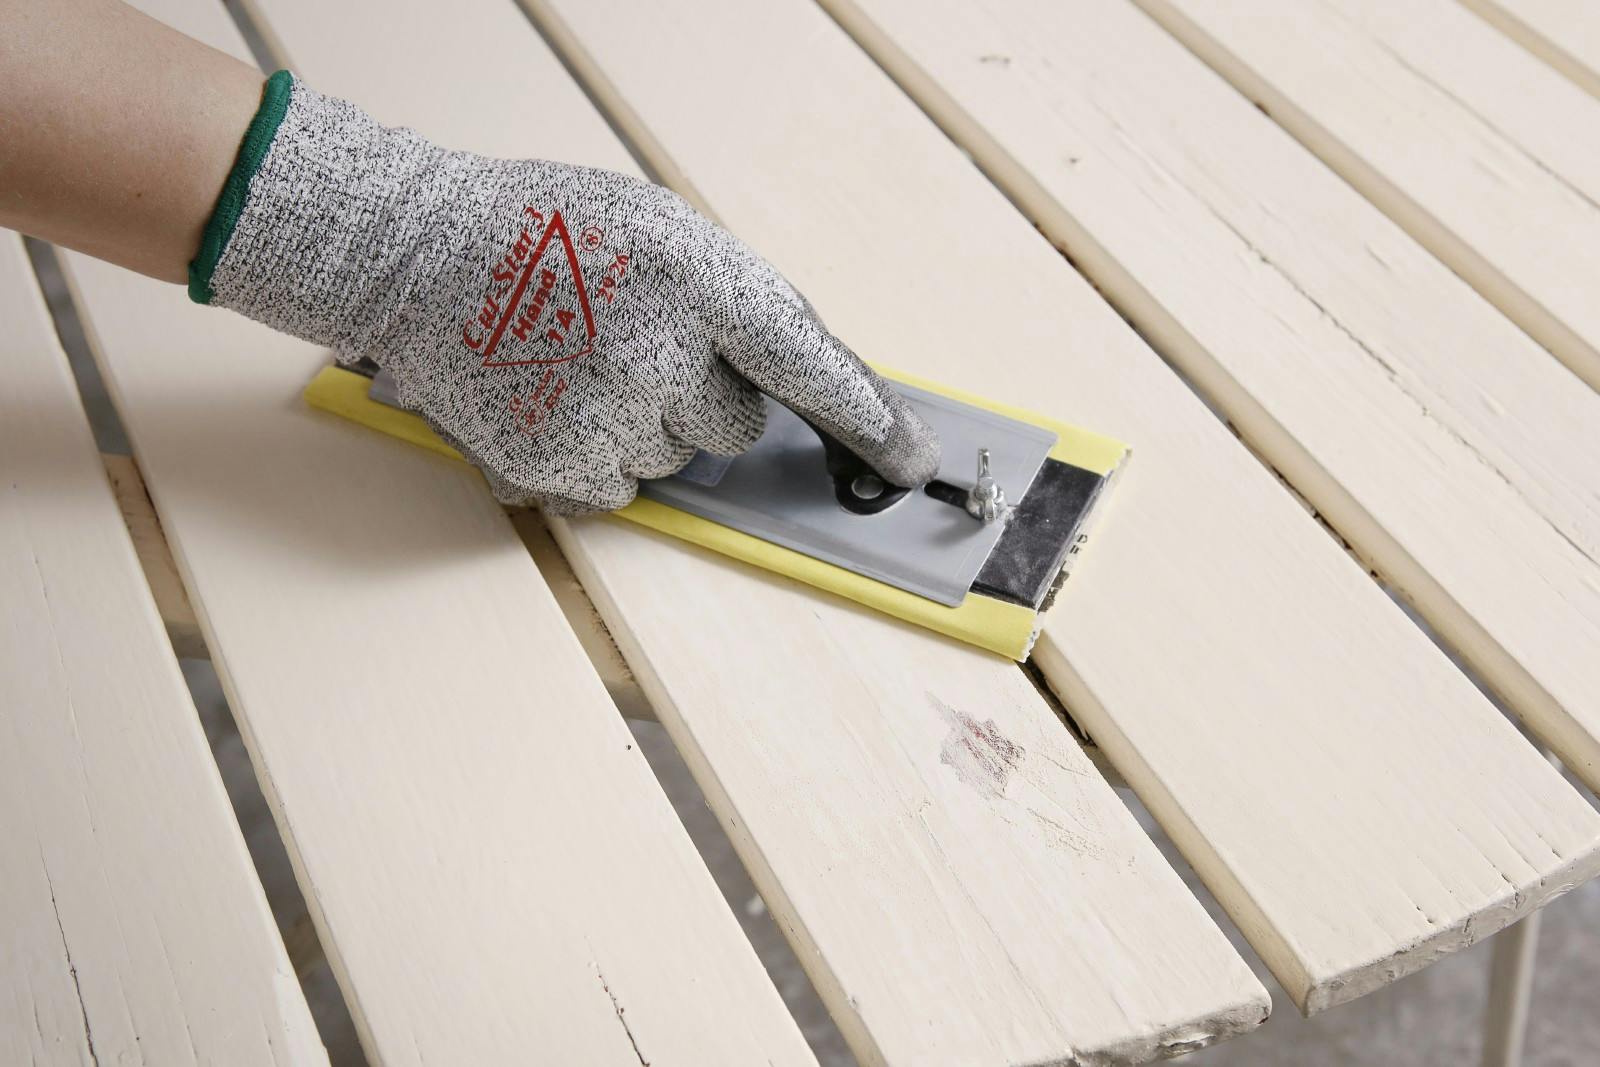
xmin=462 ymin=210 xmax=598 ymax=367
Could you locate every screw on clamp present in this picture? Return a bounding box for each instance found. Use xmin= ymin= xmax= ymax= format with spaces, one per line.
xmin=965 ymin=448 xmax=1011 ymax=524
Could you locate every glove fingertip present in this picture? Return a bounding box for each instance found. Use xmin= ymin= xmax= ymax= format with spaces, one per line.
xmin=863 ymin=401 xmax=943 ymax=488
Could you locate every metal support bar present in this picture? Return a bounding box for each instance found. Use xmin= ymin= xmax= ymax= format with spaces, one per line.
xmin=104 ymin=453 xmax=209 ymax=659
xmin=1482 ymin=909 xmax=1541 ymax=1067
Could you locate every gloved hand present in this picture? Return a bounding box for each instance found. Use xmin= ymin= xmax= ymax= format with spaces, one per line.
xmin=190 ymin=71 xmax=940 ymax=514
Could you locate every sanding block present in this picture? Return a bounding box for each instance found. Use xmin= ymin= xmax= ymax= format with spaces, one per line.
xmin=304 ymin=363 xmax=1127 ymax=659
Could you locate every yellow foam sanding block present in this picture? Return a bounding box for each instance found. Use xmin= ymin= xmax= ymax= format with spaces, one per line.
xmin=304 ymin=364 xmax=1127 ymax=659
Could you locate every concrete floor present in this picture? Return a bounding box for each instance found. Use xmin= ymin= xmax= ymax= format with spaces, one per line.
xmin=32 ymin=235 xmax=1600 ymax=1066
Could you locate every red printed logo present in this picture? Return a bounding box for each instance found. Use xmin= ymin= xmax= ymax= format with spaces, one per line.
xmin=462 ymin=207 xmax=598 ymax=367
xmin=508 ymin=367 xmax=569 ymax=437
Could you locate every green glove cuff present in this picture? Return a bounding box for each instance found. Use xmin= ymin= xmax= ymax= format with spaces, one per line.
xmin=187 ymin=69 xmax=294 ymax=305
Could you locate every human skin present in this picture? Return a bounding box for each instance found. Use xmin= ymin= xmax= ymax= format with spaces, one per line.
xmin=0 ymin=0 xmax=263 ymax=282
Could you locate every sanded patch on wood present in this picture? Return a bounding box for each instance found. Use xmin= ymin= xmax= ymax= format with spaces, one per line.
xmin=817 ymin=0 xmax=1600 ymax=821
xmin=531 ymin=0 xmax=1600 ymax=1018
xmin=235 ymin=0 xmax=1275 ymax=1063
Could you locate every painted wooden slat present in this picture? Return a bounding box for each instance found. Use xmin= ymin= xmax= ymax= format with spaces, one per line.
xmin=818 ymin=0 xmax=1600 ymax=813
xmin=0 ymin=234 xmax=326 ymax=1065
xmin=56 ymin=2 xmax=820 ymax=1063
xmin=1460 ymin=0 xmax=1600 ymax=102
xmin=236 ymin=0 xmax=1276 ymax=1064
xmin=1136 ymin=0 xmax=1600 ymax=392
xmin=518 ymin=0 xmax=1600 ymax=1016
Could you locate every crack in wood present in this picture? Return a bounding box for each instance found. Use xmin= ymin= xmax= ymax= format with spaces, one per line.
xmin=41 ymin=858 xmax=100 ymax=1066
xmin=594 ymin=966 xmax=649 ymax=1066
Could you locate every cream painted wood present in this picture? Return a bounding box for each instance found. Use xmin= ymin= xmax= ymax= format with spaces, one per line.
xmin=56 ymin=3 xmax=820 ymax=1063
xmin=1460 ymin=0 xmax=1600 ymax=101
xmin=523 ymin=0 xmax=1600 ymax=1016
xmin=63 ymin=211 xmax=817 ymax=1065
xmin=556 ymin=523 xmax=1273 ymax=1067
xmin=236 ymin=0 xmax=1275 ymax=1064
xmin=103 ymin=453 xmax=207 ymax=659
xmin=0 ymin=234 xmax=326 ymax=1065
xmin=1137 ymin=0 xmax=1600 ymax=392
xmin=820 ymin=0 xmax=1600 ymax=800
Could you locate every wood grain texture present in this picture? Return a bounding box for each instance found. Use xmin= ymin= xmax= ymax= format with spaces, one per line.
xmin=1460 ymin=0 xmax=1600 ymax=101
xmin=239 ymin=0 xmax=1274 ymax=1064
xmin=524 ymin=0 xmax=1600 ymax=1016
xmin=102 ymin=453 xmax=207 ymax=659
xmin=0 ymin=234 xmax=325 ymax=1065
xmin=57 ymin=3 xmax=819 ymax=1064
xmin=1137 ymin=0 xmax=1600 ymax=392
xmin=820 ymin=0 xmax=1600 ymax=820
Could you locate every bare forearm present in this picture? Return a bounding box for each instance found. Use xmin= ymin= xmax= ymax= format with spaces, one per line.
xmin=0 ymin=0 xmax=262 ymax=282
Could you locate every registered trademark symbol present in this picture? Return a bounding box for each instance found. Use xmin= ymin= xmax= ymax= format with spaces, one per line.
xmin=580 ymin=225 xmax=604 ymax=251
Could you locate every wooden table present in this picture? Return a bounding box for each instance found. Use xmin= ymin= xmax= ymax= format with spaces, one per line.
xmin=5 ymin=1 xmax=1600 ymax=1064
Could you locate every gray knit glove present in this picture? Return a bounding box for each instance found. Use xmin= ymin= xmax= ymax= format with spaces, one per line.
xmin=192 ymin=72 xmax=940 ymax=513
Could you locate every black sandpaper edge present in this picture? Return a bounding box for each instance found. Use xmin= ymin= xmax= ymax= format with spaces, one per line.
xmin=971 ymin=459 xmax=1111 ymax=609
